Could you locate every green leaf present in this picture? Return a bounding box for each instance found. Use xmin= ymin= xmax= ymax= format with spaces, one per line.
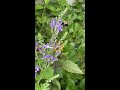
xmin=74 ymin=23 xmax=79 ymax=32
xmin=67 ymin=78 xmax=75 ymax=89
xmin=53 ymin=80 xmax=61 ymax=90
xmin=35 ymin=11 xmax=40 ymax=16
xmin=77 ymin=13 xmax=84 ymax=20
xmin=70 ymin=43 xmax=75 ymax=48
xmin=35 ymin=83 xmax=41 ymax=90
xmin=57 ymin=0 xmax=67 ymax=5
xmin=41 ymin=67 xmax=54 ymax=79
xmin=66 ymin=87 xmax=70 ymax=90
xmin=36 ymin=74 xmax=41 ymax=81
xmin=36 ymin=17 xmax=41 ymax=23
xmin=35 ymin=4 xmax=43 ymax=10
xmin=54 ymin=67 xmax=63 ymax=78
xmin=47 ymin=4 xmax=56 ymax=12
xmin=50 ymin=11 xmax=58 ymax=16
xmin=78 ymin=0 xmax=84 ymax=2
xmin=80 ymin=78 xmax=85 ymax=90
xmin=71 ymin=13 xmax=77 ymax=20
xmin=61 ymin=60 xmax=83 ymax=74
xmin=37 ymin=59 xmax=44 ymax=65
xmin=52 ymin=86 xmax=58 ymax=90
xmin=44 ymin=0 xmax=50 ymax=5
xmin=40 ymin=83 xmax=49 ymax=90
xmin=37 ymin=16 xmax=48 ymax=24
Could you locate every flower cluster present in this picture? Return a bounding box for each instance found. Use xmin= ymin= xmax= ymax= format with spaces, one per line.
xmin=35 ymin=42 xmax=62 ymax=60
xmin=42 ymin=54 xmax=58 ymax=62
xmin=50 ymin=18 xmax=63 ymax=32
xmin=35 ymin=18 xmax=64 ymax=77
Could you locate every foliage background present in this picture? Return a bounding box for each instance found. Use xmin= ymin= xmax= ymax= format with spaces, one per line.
xmin=35 ymin=0 xmax=85 ymax=90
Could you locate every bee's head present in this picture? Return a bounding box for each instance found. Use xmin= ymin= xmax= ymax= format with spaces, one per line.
xmin=62 ymin=21 xmax=68 ymax=26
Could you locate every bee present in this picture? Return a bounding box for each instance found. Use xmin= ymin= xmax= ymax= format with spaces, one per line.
xmin=59 ymin=44 xmax=64 ymax=51
xmin=62 ymin=21 xmax=68 ymax=27
xmin=53 ymin=43 xmax=64 ymax=52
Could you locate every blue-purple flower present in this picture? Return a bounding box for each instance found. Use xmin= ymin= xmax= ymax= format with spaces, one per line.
xmin=56 ymin=19 xmax=63 ymax=32
xmin=43 ymin=43 xmax=52 ymax=49
xmin=35 ymin=42 xmax=38 ymax=47
xmin=35 ymin=66 xmax=40 ymax=72
xmin=50 ymin=18 xmax=63 ymax=32
xmin=35 ymin=41 xmax=40 ymax=51
xmin=35 ymin=65 xmax=40 ymax=76
xmin=42 ymin=55 xmax=52 ymax=59
xmin=41 ymin=54 xmax=58 ymax=62
xmin=50 ymin=18 xmax=56 ymax=30
xmin=52 ymin=57 xmax=58 ymax=61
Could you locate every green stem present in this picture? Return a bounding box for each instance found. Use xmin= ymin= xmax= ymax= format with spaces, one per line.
xmin=42 ymin=4 xmax=46 ymax=17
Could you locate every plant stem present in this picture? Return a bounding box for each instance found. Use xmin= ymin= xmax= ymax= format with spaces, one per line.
xmin=42 ymin=4 xmax=46 ymax=17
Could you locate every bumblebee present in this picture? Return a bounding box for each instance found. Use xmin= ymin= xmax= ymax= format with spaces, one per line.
xmin=53 ymin=43 xmax=64 ymax=52
xmin=62 ymin=21 xmax=68 ymax=26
